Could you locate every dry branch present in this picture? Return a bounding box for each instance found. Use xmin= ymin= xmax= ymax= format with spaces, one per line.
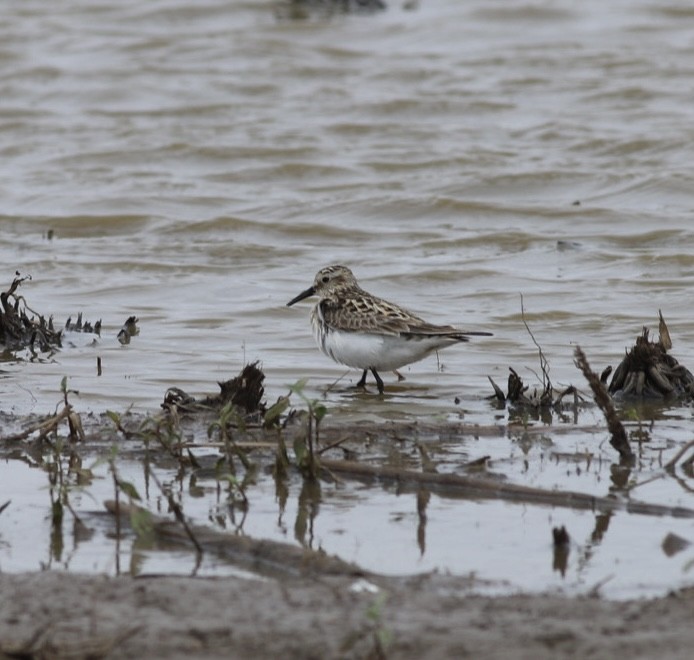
xmin=0 ymin=406 xmax=73 ymax=443
xmin=574 ymin=346 xmax=633 ymax=461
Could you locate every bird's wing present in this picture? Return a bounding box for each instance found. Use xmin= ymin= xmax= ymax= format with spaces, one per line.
xmin=319 ymin=295 xmax=460 ymax=337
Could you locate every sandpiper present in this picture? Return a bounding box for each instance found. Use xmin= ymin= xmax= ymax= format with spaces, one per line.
xmin=286 ymin=265 xmax=492 ymax=394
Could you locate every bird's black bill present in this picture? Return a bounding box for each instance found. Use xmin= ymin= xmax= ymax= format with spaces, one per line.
xmin=286 ymin=286 xmax=316 ymax=307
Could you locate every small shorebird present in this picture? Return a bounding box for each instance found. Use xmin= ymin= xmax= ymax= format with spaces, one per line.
xmin=286 ymin=265 xmax=492 ymax=394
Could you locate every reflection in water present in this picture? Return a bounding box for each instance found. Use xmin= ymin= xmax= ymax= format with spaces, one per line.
xmin=591 ymin=512 xmax=613 ymax=545
xmin=295 ymin=478 xmax=321 ymax=548
xmin=1 ymin=436 xmax=694 ymax=597
xmin=49 ymin=504 xmax=63 ymax=566
xmin=227 ymin=501 xmax=248 ymax=534
xmin=275 ymin=475 xmax=289 ymax=535
xmin=552 ymin=526 xmax=570 ymax=578
xmin=609 ymin=463 xmax=632 ymax=492
xmin=416 ymin=488 xmax=430 ymax=557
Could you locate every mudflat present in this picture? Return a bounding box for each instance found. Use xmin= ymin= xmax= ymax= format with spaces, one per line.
xmin=2 ymin=571 xmax=694 ymax=659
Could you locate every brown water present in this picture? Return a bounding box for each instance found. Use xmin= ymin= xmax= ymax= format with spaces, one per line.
xmin=2 ymin=0 xmax=694 ymax=598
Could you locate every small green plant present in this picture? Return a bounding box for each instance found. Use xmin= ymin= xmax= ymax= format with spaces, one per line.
xmin=60 ymin=376 xmax=85 ymax=442
xmin=107 ymin=450 xmax=151 ymax=535
xmin=137 ymin=412 xmax=189 ymax=468
xmin=263 ymin=379 xmax=328 ymax=480
xmin=208 ymin=402 xmax=256 ymax=513
xmin=36 ymin=378 xmax=92 ymax=564
xmin=623 ymin=406 xmax=650 ymax=446
xmin=264 ymin=394 xmax=292 ymax=479
xmin=288 ymin=378 xmax=327 ymax=480
xmin=209 ymin=401 xmax=253 ymax=472
xmin=365 ymin=593 xmax=393 ymax=656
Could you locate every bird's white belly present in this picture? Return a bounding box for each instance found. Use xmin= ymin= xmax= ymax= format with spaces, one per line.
xmin=314 ymin=325 xmax=449 ymax=371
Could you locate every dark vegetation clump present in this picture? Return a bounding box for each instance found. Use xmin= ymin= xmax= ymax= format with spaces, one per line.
xmin=607 ymin=312 xmax=694 ymax=398
xmin=163 ymin=361 xmax=267 ymax=421
xmin=117 ymin=316 xmax=138 ymax=345
xmin=0 ymin=273 xmax=62 ymax=353
xmin=64 ymin=312 xmax=101 ymax=336
xmin=0 ymin=273 xmax=103 ymax=355
xmin=203 ymin=361 xmax=266 ymax=416
xmin=488 ymin=366 xmax=578 ymax=410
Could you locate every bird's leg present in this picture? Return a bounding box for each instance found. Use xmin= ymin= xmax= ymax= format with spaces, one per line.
xmin=356 ymin=369 xmax=368 ymax=389
xmin=393 ymin=369 xmax=406 ymax=382
xmin=371 ymin=368 xmax=385 ymax=395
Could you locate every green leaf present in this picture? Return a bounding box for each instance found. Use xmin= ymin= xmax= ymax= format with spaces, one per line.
xmin=312 ymin=403 xmax=327 ymax=423
xmin=289 ymin=378 xmax=309 ymax=395
xmin=118 ymin=480 xmax=142 ymax=501
xmin=60 ymin=376 xmax=68 ymax=394
xmin=105 ymin=410 xmax=121 ymax=425
xmin=129 ymin=507 xmax=153 ymax=538
xmin=263 ymin=396 xmax=290 ymax=428
xmin=73 ymin=467 xmax=95 ymax=483
xmin=221 ymin=474 xmax=240 ymax=488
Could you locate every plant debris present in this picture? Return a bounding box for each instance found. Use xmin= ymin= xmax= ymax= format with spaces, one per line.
xmin=488 ymin=367 xmax=579 ymax=409
xmin=607 ymin=312 xmax=694 ymax=398
xmin=117 ymin=316 xmax=139 ymax=345
xmin=162 ymin=361 xmax=267 ymax=419
xmin=65 ymin=312 xmax=101 ymax=336
xmin=1 ymin=273 xmax=102 ymax=354
xmin=488 ymin=296 xmax=583 ymax=411
xmin=0 ymin=273 xmax=61 ymax=353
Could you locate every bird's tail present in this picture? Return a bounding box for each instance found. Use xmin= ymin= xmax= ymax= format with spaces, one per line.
xmin=449 ymin=331 xmax=493 ymax=342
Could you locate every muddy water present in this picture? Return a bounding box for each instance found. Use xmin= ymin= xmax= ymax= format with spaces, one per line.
xmin=2 ymin=1 xmax=694 ymax=598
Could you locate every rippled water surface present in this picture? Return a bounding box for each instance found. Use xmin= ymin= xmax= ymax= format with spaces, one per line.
xmin=2 ymin=0 xmax=694 ymax=598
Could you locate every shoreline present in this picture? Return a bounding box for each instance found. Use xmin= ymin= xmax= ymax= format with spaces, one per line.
xmin=1 ymin=571 xmax=693 ymax=659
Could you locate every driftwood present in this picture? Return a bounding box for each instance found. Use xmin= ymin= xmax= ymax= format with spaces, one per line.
xmin=318 ymin=458 xmax=693 ymax=519
xmin=0 ymin=405 xmax=74 ymax=443
xmin=608 ymin=312 xmax=694 ymax=398
xmin=574 ymin=346 xmax=633 ymax=461
xmin=104 ymin=500 xmax=367 ymax=578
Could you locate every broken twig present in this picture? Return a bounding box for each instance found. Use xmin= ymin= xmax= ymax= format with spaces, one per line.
xmin=574 ymin=346 xmax=633 ymax=461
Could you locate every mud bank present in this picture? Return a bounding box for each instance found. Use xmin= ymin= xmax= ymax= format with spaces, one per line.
xmin=1 ymin=572 xmax=693 ymax=659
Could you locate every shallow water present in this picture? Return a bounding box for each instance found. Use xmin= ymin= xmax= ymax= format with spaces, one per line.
xmin=1 ymin=414 xmax=693 ymax=600
xmin=2 ymin=0 xmax=694 ymax=598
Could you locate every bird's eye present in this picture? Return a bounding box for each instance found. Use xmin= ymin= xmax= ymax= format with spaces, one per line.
xmin=321 ymin=276 xmax=330 ymax=283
